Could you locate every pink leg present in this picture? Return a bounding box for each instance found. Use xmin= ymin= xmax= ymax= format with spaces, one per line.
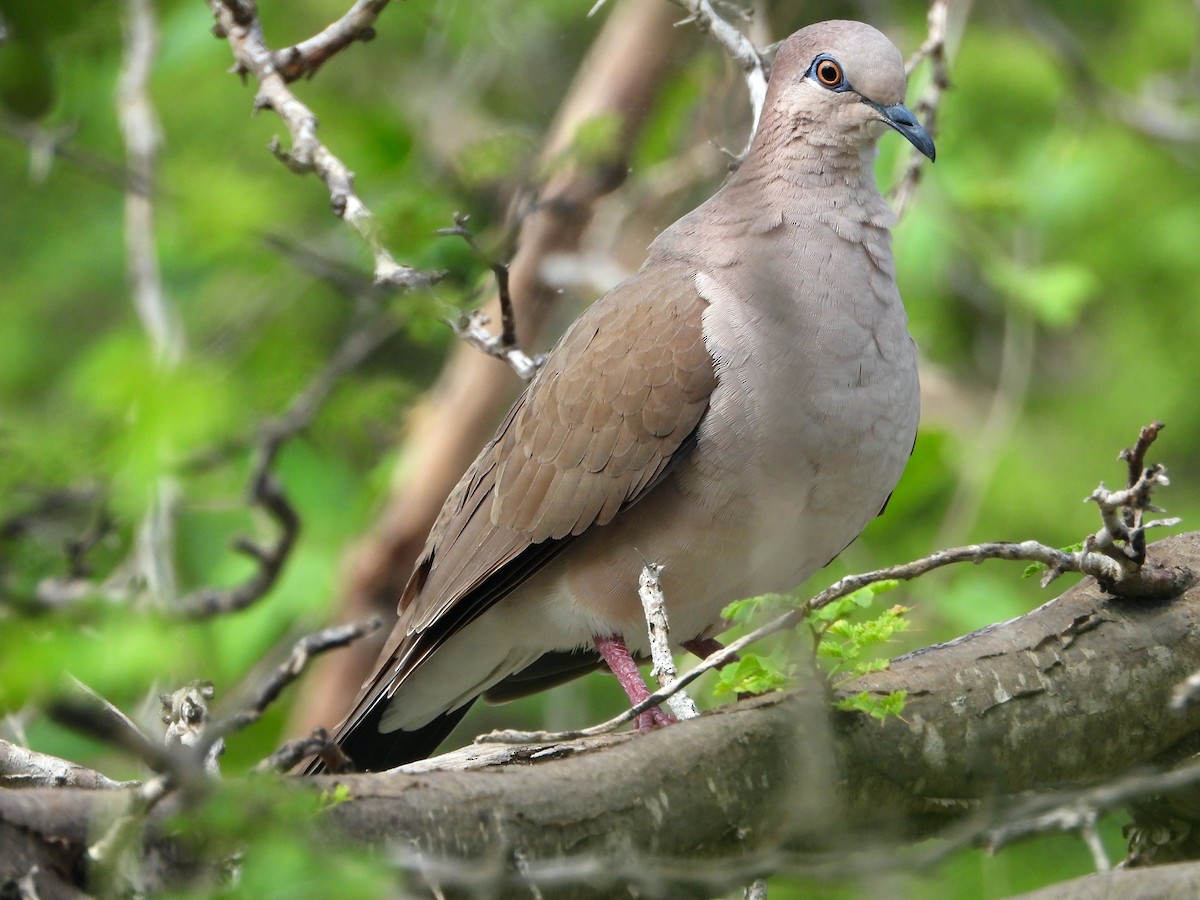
xmin=593 ymin=634 xmax=674 ymax=732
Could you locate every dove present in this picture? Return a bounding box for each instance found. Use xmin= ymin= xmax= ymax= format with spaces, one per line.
xmin=313 ymin=19 xmax=934 ymax=772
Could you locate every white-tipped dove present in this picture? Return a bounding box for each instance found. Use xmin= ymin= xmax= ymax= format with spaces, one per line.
xmin=313 ymin=19 xmax=935 ymax=772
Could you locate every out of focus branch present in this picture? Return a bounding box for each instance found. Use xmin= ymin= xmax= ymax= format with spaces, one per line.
xmin=272 ymin=0 xmax=392 ymax=81
xmin=119 ymin=0 xmax=181 ymax=365
xmin=893 ymin=0 xmax=965 ymax=217
xmin=177 ymin=313 xmax=400 ymax=618
xmin=439 ymin=214 xmax=542 ymax=381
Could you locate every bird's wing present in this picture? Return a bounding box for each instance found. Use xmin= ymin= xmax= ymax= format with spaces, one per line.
xmin=330 ymin=259 xmax=717 ymax=745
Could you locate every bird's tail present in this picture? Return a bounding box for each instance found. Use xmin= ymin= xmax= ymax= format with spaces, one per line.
xmin=302 ymin=699 xmax=475 ymax=775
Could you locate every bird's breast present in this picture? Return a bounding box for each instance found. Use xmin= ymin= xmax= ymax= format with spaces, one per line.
xmin=686 ymin=253 xmax=919 ymax=596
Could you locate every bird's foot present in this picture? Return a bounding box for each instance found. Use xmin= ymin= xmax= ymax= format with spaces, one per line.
xmin=593 ymin=633 xmax=674 ymax=731
xmin=634 ymin=705 xmax=676 ymax=733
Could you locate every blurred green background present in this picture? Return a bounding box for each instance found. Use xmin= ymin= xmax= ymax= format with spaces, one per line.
xmin=1 ymin=0 xmax=1197 ymax=896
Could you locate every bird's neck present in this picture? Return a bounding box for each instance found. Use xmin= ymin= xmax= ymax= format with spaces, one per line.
xmin=733 ymin=112 xmax=886 ymax=203
xmin=646 ymin=117 xmax=897 ymax=275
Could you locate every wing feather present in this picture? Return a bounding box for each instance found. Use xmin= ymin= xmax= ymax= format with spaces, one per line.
xmin=327 ymin=259 xmax=718 ymax=756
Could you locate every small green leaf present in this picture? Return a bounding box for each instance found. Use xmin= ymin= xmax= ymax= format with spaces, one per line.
xmin=848 ymin=657 xmax=891 ymax=677
xmin=1023 ymin=543 xmax=1084 ymax=578
xmin=318 ymin=782 xmax=352 ymax=814
xmin=835 ymin=690 xmax=908 ymax=721
xmin=713 ymin=654 xmax=790 ymax=698
xmin=721 ymin=592 xmax=791 ymax=625
xmin=809 ymin=580 xmax=900 ymax=622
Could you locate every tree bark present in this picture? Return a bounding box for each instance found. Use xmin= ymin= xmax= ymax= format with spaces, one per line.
xmin=5 ymin=532 xmax=1200 ymax=897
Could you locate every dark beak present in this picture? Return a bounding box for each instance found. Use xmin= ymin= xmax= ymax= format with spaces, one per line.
xmin=867 ymin=100 xmax=936 ymax=162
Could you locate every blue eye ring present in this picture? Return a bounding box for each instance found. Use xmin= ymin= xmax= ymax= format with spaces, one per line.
xmin=809 ymin=55 xmax=849 ymax=91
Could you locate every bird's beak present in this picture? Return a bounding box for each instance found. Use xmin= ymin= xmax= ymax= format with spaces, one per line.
xmin=867 ymin=100 xmax=936 ymax=162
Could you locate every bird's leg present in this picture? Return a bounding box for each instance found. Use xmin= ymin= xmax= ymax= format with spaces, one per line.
xmin=681 ymin=637 xmax=737 ymax=667
xmin=592 ymin=634 xmax=674 ymax=732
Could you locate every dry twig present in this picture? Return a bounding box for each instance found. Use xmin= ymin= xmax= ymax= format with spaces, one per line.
xmin=666 ymin=0 xmax=768 ymax=140
xmin=638 ymin=563 xmax=698 ymax=720
xmin=270 ymin=0 xmax=392 ymax=82
xmin=204 ymin=616 xmax=382 ymax=755
xmin=177 ymin=314 xmax=400 ymax=618
xmin=893 ymin=0 xmax=957 ymax=217
xmin=206 ymin=0 xmax=436 ymax=291
xmin=438 ymin=214 xmax=542 ymax=381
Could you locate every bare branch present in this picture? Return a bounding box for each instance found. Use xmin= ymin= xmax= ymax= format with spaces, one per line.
xmin=206 ymin=0 xmax=437 ymax=291
xmin=118 ymin=0 xmax=182 ymax=365
xmin=893 ymin=0 xmax=960 ymax=218
xmin=177 ymin=314 xmax=400 ymax=618
xmin=252 ymin=728 xmax=341 ymax=774
xmin=205 ymin=617 xmax=382 ymax=751
xmin=0 ymin=115 xmax=132 ymax=187
xmin=270 ymin=0 xmax=392 ymax=82
xmin=638 ymin=563 xmax=698 ymax=720
xmin=666 ymin=0 xmax=768 ymax=141
xmin=438 ymin=214 xmax=542 ymax=381
xmin=160 ymin=681 xmax=222 ymax=775
xmin=488 ymin=423 xmax=1188 ymax=745
xmin=0 ymin=739 xmax=134 ymax=790
xmin=45 ymin=688 xmax=204 ymax=795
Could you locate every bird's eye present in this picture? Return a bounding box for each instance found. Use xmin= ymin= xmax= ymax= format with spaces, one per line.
xmin=814 ymin=57 xmax=844 ymax=88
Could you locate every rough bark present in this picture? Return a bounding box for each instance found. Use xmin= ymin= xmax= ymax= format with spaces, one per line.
xmin=5 ymin=532 xmax=1200 ymax=898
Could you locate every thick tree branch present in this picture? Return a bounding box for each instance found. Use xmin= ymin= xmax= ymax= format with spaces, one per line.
xmin=7 ymin=533 xmax=1200 ymax=896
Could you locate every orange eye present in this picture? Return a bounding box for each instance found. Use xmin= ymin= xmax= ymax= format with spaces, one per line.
xmin=815 ymin=58 xmax=843 ymax=87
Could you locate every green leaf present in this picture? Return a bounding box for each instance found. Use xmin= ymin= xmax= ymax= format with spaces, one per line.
xmin=809 ymin=580 xmax=900 ymax=623
xmin=987 ymin=258 xmax=1098 ymax=329
xmin=835 ymin=690 xmax=908 ymax=721
xmin=1023 ymin=542 xmax=1084 ymax=578
xmin=721 ymin=592 xmax=791 ymax=625
xmin=712 ymin=654 xmax=790 ymax=698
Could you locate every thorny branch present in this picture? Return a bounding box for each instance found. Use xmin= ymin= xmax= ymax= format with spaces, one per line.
xmin=487 ymin=423 xmax=1188 ymax=746
xmin=206 ymin=0 xmax=436 ymax=291
xmin=438 ymin=213 xmax=542 ymax=382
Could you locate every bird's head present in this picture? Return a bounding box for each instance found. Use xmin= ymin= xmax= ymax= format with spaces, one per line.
xmin=768 ymin=20 xmax=936 ymax=162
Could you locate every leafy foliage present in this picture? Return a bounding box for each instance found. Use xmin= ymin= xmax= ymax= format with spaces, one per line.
xmin=718 ymin=582 xmax=909 ymax=719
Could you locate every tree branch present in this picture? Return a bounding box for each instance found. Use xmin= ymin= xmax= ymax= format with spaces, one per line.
xmin=206 ymin=0 xmax=436 ymax=291
xmin=8 ymin=536 xmax=1200 ymax=894
xmin=271 ymin=0 xmax=392 ymax=82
